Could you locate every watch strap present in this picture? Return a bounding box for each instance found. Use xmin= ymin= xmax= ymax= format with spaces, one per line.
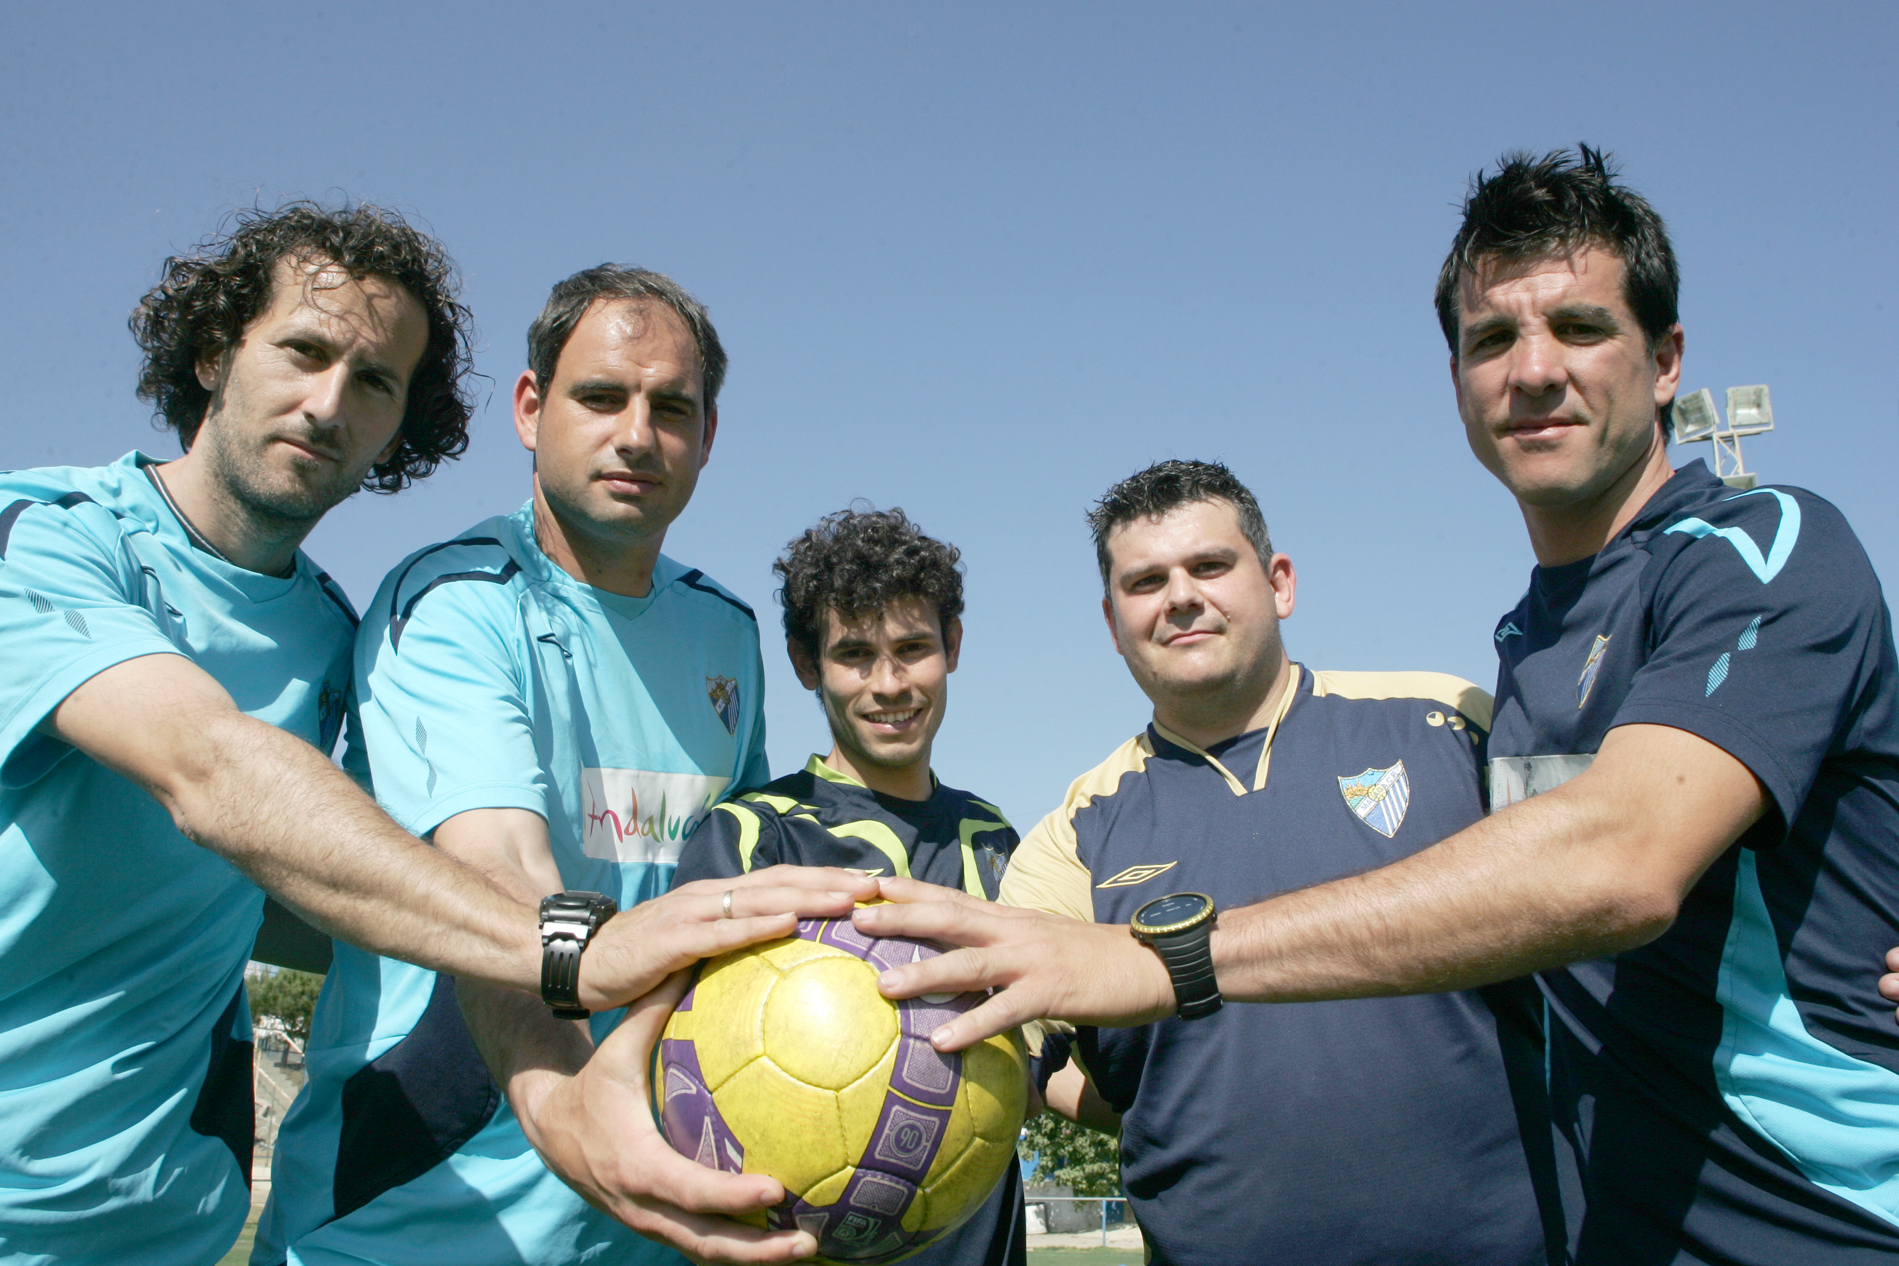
xmin=540 ymin=891 xmax=617 ymax=1020
xmin=1151 ymin=920 xmax=1222 ymax=1020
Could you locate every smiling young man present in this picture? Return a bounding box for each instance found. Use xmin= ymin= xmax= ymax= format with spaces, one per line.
xmin=673 ymin=507 xmax=1026 ymax=1266
xmin=987 ymin=460 xmax=1546 ymax=1265
xmin=857 ymin=151 xmax=1899 ymax=1265
xmin=255 ymin=266 xmax=876 ymax=1266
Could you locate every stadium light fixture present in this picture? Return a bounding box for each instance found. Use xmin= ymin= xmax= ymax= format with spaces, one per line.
xmin=1674 ymin=384 xmax=1773 ymax=490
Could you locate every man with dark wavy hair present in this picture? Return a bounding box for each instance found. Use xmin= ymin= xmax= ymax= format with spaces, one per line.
xmin=859 ymin=149 xmax=1899 ymax=1266
xmin=675 ymin=506 xmax=1027 ymax=1266
xmin=0 ymin=213 xmax=866 ymax=1266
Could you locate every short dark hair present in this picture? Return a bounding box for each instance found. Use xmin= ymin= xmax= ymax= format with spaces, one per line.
xmin=1088 ymin=459 xmax=1273 ymax=590
xmin=776 ymin=507 xmax=965 ymax=665
xmin=525 ymin=265 xmax=727 ymax=407
xmin=130 ymin=201 xmax=476 ymax=493
xmin=1435 ymin=145 xmax=1681 ymax=436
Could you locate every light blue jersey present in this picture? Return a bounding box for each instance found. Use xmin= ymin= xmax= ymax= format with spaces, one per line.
xmin=0 ymin=452 xmax=356 ymax=1266
xmin=258 ymin=503 xmax=768 ymax=1266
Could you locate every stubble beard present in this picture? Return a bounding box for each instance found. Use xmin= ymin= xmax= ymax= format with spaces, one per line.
xmin=197 ymin=407 xmax=366 ymax=535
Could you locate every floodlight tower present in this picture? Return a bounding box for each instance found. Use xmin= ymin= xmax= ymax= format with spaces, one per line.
xmin=1673 ymin=385 xmax=1775 ymax=490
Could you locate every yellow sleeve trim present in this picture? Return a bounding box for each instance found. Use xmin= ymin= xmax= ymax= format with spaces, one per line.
xmin=1308 ymin=669 xmax=1494 ymax=732
xmin=829 ymin=820 xmax=912 ymax=880
xmin=742 ymin=791 xmax=802 ymax=815
xmin=968 ymin=797 xmax=1012 ymax=827
xmin=713 ymin=801 xmax=763 ymax=872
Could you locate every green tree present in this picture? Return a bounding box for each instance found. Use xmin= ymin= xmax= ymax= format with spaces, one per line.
xmin=246 ymin=968 xmax=324 ymax=1043
xmin=1019 ymin=1112 xmax=1121 ymax=1196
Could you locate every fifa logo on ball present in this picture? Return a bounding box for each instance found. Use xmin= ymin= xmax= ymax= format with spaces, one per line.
xmin=658 ymin=915 xmax=1028 ymax=1264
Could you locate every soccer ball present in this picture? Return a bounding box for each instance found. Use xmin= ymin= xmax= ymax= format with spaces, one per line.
xmin=657 ymin=915 xmax=1028 ymax=1264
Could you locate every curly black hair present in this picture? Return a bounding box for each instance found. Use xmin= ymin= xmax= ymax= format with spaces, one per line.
xmin=776 ymin=507 xmax=965 ymax=663
xmin=1087 ymin=459 xmax=1272 ymax=591
xmin=129 ymin=201 xmax=477 ymax=493
xmin=1435 ymin=146 xmax=1679 ymax=436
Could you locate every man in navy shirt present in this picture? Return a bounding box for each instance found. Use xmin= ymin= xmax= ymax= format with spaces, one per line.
xmin=996 ymin=461 xmax=1546 ymax=1264
xmin=859 ymin=148 xmax=1899 ymax=1264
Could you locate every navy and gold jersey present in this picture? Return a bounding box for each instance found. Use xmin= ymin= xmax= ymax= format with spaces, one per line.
xmin=1491 ymin=462 xmax=1899 ymax=1263
xmin=1001 ymin=667 xmax=1548 ymax=1266
xmin=674 ymin=755 xmax=1025 ymax=1266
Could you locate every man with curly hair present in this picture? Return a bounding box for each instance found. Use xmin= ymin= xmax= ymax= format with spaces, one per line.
xmin=257 ymin=265 xmax=868 ymax=1266
xmin=674 ymin=506 xmax=1027 ymax=1266
xmin=0 ymin=214 xmax=863 ymax=1266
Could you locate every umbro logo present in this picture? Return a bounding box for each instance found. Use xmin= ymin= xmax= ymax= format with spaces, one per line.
xmin=1496 ymin=622 xmax=1524 ymax=643
xmin=1097 ymin=862 xmax=1177 ymax=889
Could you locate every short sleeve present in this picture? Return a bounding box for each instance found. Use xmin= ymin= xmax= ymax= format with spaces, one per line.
xmin=0 ymin=501 xmax=184 ymax=785
xmin=996 ymin=808 xmax=1095 ymax=924
xmin=1612 ymin=489 xmax=1886 ymax=830
xmin=354 ymin=581 xmax=548 ymax=836
xmin=737 ymin=708 xmax=770 ymax=793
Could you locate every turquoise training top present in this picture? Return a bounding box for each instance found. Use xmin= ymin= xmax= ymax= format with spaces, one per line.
xmin=257 ymin=502 xmax=768 ymax=1266
xmin=0 ymin=452 xmax=356 ymax=1266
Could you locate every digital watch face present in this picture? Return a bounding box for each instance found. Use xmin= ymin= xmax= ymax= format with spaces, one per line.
xmin=1137 ymin=893 xmax=1211 ymax=931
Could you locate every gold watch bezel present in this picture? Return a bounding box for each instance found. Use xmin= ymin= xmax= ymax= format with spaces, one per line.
xmin=1130 ymin=892 xmax=1216 ymax=938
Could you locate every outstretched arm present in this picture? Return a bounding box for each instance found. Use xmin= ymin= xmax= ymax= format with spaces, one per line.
xmin=50 ymin=652 xmax=546 ymax=991
xmin=46 ymin=650 xmax=856 ymax=1013
xmin=436 ymin=807 xmax=872 ymax=1263
xmin=856 ymin=723 xmax=1766 ymax=1050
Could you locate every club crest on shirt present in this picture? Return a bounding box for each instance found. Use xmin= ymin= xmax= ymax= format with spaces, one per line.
xmin=1577 ymin=634 xmax=1611 ymax=709
xmin=978 ymin=845 xmax=1009 ymax=892
xmin=1338 ymin=761 xmax=1410 ymax=838
xmin=706 ymin=675 xmax=740 ymax=735
xmin=317 ymin=680 xmax=344 ymax=751
xmin=1097 ymin=861 xmax=1178 ymax=889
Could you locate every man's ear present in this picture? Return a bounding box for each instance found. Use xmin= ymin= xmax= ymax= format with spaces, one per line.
xmin=195 ymin=347 xmax=230 ymax=395
xmin=1652 ymin=323 xmax=1685 ymax=409
xmin=788 ymin=636 xmax=821 ymax=691
xmin=1102 ymin=596 xmax=1122 ymax=655
xmin=1268 ymin=553 xmax=1297 ymax=620
xmin=942 ymin=617 xmax=963 ymax=673
xmin=699 ymin=404 xmax=718 ymax=468
xmin=512 ymin=369 xmax=543 ymax=453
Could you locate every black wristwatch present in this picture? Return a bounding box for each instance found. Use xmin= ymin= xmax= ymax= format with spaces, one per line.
xmin=539 ymin=891 xmax=618 ymax=1020
xmin=1130 ymin=892 xmax=1222 ymax=1020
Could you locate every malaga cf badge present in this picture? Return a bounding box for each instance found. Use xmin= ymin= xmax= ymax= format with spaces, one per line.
xmin=706 ymin=675 xmax=740 ymax=735
xmin=1577 ymin=634 xmax=1611 ymax=709
xmin=1337 ymin=761 xmax=1410 ymax=838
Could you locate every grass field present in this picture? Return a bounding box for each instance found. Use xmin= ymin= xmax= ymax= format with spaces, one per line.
xmin=213 ymin=1209 xmax=1140 ymax=1265
xmin=217 ymin=1217 xmax=256 ymax=1266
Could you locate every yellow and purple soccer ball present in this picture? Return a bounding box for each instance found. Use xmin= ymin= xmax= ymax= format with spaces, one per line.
xmin=657 ymin=915 xmax=1028 ymax=1264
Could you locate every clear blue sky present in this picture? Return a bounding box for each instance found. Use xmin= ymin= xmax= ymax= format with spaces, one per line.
xmin=4 ymin=1 xmax=1893 ymax=828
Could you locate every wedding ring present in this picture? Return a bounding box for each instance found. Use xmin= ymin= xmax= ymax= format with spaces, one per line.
xmin=721 ymin=889 xmax=734 ymax=919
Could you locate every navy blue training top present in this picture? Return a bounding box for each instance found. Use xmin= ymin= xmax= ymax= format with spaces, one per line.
xmin=1002 ymin=667 xmax=1549 ymax=1266
xmin=1490 ymin=461 xmax=1899 ymax=1263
